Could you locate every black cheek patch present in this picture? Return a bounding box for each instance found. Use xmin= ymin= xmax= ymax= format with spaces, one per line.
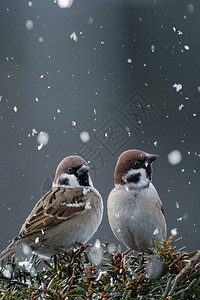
xmin=127 ymin=173 xmax=141 ymax=184
xmin=59 ymin=178 xmax=69 ymax=186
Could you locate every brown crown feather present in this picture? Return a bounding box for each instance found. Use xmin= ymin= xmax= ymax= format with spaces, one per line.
xmin=53 ymin=155 xmax=88 ymax=183
xmin=114 ymin=149 xmax=147 ymax=185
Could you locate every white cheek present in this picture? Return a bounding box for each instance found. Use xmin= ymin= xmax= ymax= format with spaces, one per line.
xmin=68 ymin=174 xmax=80 ymax=187
xmin=52 ymin=174 xmax=79 ymax=188
xmin=123 ymin=168 xmax=149 ymax=189
xmin=139 ymin=168 xmax=149 ymax=185
xmin=123 ymin=168 xmax=146 ymax=182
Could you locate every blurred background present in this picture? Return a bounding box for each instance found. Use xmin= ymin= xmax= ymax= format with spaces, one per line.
xmin=0 ymin=0 xmax=199 ymax=254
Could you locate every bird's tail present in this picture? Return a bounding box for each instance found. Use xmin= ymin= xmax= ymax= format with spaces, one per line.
xmin=0 ymin=242 xmax=15 ymax=261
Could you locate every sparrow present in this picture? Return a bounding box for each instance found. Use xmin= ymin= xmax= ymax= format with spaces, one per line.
xmin=107 ymin=149 xmax=167 ymax=253
xmin=0 ymin=155 xmax=103 ymax=260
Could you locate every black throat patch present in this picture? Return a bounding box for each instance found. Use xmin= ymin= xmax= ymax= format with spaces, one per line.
xmin=76 ymin=174 xmax=90 ymax=186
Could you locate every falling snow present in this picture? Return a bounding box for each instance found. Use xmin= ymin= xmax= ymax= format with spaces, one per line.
xmin=175 ymin=202 xmax=180 ymax=209
xmin=107 ymin=243 xmax=117 ymax=254
xmin=37 ymin=131 xmax=49 ymax=146
xmin=168 ymin=150 xmax=182 ymax=165
xmin=184 ymin=45 xmax=190 ymax=50
xmin=37 ymin=131 xmax=49 ymax=150
xmin=38 ymin=37 xmax=44 ymax=43
xmin=173 ymin=83 xmax=183 ymax=92
xmin=187 ymin=4 xmax=195 ymax=14
xmin=13 ymin=106 xmax=18 ymax=112
xmin=70 ymin=32 xmax=78 ymax=42
xmin=153 ymin=228 xmax=159 ymax=235
xmin=35 ymin=237 xmax=39 ymax=244
xmin=80 ymin=131 xmax=90 ymax=143
xmin=171 ymin=228 xmax=178 ymax=236
xmin=178 ymin=104 xmax=184 ymax=111
xmin=90 ymin=239 xmax=103 ymax=265
xmin=151 ymin=45 xmax=155 ymax=52
xmin=2 ymin=265 xmax=13 ymax=278
xmin=57 ymin=0 xmax=74 ymax=9
xmin=25 ymin=20 xmax=34 ymax=30
xmin=115 ymin=212 xmax=120 ymax=218
xmin=31 ymin=128 xmax=37 ymax=136
xmin=22 ymin=243 xmax=31 ymax=256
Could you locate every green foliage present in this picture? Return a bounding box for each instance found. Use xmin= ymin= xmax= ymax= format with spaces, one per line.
xmin=0 ymin=237 xmax=199 ymax=299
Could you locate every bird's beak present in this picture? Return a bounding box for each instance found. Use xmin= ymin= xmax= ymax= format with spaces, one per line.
xmin=77 ymin=165 xmax=90 ymax=176
xmin=145 ymin=154 xmax=160 ymax=166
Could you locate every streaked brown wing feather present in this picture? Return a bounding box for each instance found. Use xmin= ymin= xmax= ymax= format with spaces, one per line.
xmin=19 ymin=187 xmax=88 ymax=238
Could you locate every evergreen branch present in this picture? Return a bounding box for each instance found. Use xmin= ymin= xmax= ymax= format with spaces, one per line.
xmin=0 ymin=236 xmax=199 ymax=299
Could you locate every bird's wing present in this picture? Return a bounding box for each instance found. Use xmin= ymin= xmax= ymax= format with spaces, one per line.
xmin=18 ymin=187 xmax=91 ymax=238
xmin=157 ymin=196 xmax=165 ymax=215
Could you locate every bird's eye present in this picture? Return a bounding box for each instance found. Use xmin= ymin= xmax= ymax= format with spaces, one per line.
xmin=132 ymin=161 xmax=140 ymax=169
xmin=67 ymin=167 xmax=73 ymax=174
